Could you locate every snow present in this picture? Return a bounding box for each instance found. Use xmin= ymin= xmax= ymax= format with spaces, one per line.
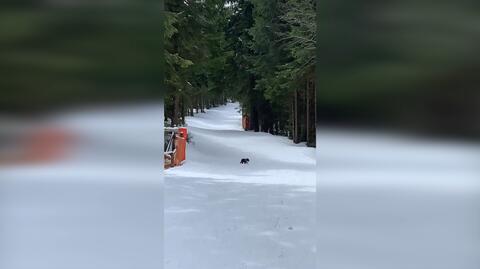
xmin=3 ymin=100 xmax=477 ymax=269
xmin=316 ymin=128 xmax=480 ymax=269
xmin=0 ymin=104 xmax=164 ymax=269
xmin=317 ymin=129 xmax=480 ymax=191
xmin=167 ymin=103 xmax=315 ymax=188
xmin=165 ymin=102 xmax=316 ymax=269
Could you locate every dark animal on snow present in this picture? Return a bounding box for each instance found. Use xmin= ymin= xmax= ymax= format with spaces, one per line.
xmin=240 ymin=158 xmax=250 ymax=164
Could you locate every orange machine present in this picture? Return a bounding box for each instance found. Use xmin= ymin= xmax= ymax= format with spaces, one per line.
xmin=178 ymin=127 xmax=188 ymax=140
xmin=0 ymin=127 xmax=73 ymax=165
xmin=174 ymin=127 xmax=187 ymax=165
xmin=164 ymin=127 xmax=188 ymax=169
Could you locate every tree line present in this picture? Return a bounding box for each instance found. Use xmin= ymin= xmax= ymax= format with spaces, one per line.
xmin=164 ymin=0 xmax=316 ymax=147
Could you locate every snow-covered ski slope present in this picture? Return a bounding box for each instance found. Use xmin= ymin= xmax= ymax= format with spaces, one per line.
xmin=165 ymin=102 xmax=316 ymax=269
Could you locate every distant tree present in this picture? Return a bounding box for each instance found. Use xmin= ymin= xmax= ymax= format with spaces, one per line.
xmin=164 ymin=0 xmax=317 ymax=146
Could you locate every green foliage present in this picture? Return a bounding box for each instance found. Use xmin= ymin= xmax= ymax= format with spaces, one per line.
xmin=224 ymin=0 xmax=316 ymax=136
xmin=165 ymin=0 xmax=234 ymax=125
xmin=164 ymin=0 xmax=316 ymax=144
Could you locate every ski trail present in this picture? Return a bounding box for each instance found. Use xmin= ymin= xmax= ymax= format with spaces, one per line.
xmin=165 ymin=102 xmax=316 ymax=269
xmin=166 ymin=103 xmax=315 ymax=189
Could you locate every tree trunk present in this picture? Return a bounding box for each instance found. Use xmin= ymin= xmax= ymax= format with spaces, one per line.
xmin=293 ymin=90 xmax=300 ymax=143
xmin=201 ymin=95 xmax=205 ymax=113
xmin=250 ymin=104 xmax=259 ymax=132
xmin=181 ymin=95 xmax=185 ymax=125
xmin=300 ymin=83 xmax=306 ymax=142
xmin=306 ymin=78 xmax=316 ymax=147
xmin=195 ymin=96 xmax=199 ymax=113
xmin=306 ymin=80 xmax=310 ymax=144
xmin=289 ymin=99 xmax=294 ymax=139
xmin=173 ymin=93 xmax=180 ymax=127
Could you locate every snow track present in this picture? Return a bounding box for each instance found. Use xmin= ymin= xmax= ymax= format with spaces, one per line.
xmin=165 ymin=102 xmax=316 ymax=269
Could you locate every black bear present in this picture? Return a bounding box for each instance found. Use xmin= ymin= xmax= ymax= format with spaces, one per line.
xmin=240 ymin=158 xmax=250 ymax=164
